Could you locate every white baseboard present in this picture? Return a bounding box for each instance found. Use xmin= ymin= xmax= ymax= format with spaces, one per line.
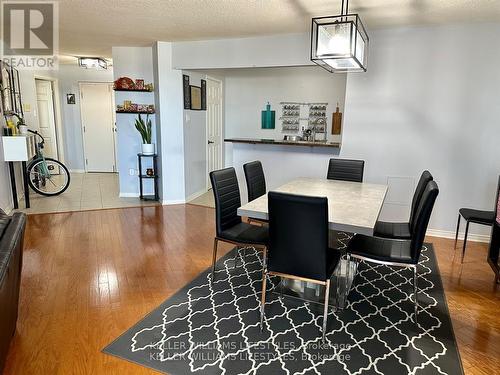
xmin=186 ymin=189 xmax=208 ymax=203
xmin=119 ymin=192 xmax=140 ymax=198
xmin=426 ymin=228 xmax=490 ymax=243
xmin=69 ymin=169 xmax=85 ymax=173
xmin=162 ymin=199 xmax=185 ymax=205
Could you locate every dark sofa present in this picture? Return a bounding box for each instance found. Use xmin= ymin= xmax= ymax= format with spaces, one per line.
xmin=0 ymin=209 xmax=26 ymax=373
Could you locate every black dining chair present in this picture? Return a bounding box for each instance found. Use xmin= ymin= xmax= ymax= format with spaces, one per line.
xmin=327 ymin=158 xmax=365 ymax=182
xmin=454 ymin=207 xmax=495 ymax=263
xmin=260 ymin=191 xmax=341 ymax=342
xmin=209 ymin=167 xmax=269 ymax=280
xmin=243 ymin=161 xmax=267 ymax=225
xmin=487 ymin=176 xmax=500 ymax=284
xmin=374 ymin=170 xmax=433 ymax=240
xmin=243 ymin=161 xmax=266 ymax=202
xmin=347 ymin=180 xmax=439 ymax=321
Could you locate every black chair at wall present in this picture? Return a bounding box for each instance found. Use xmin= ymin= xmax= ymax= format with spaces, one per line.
xmin=347 ymin=180 xmax=439 ymax=321
xmin=454 ymin=206 xmax=495 ymax=263
xmin=374 ymin=170 xmax=434 ymax=240
xmin=260 ymin=191 xmax=341 ymax=342
xmin=243 ymin=161 xmax=267 ymax=225
xmin=210 ymin=167 xmax=269 ymax=280
xmin=326 ymin=158 xmax=365 ymax=183
xmin=487 ymin=176 xmax=500 ymax=283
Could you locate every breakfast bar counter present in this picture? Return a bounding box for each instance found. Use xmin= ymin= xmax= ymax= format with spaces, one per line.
xmin=225 ymin=137 xmax=341 ymax=148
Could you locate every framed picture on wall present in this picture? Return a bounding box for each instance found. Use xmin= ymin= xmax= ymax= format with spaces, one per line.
xmin=190 ymin=85 xmax=202 ymax=110
xmin=201 ymin=79 xmax=206 ymax=110
xmin=67 ymin=93 xmax=76 ymax=104
xmin=183 ymin=75 xmax=190 ymax=109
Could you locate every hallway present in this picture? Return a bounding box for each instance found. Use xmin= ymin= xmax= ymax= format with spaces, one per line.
xmin=17 ymin=173 xmax=158 ymax=214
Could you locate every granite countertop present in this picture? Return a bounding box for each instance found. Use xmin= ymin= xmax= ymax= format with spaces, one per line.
xmin=224 ymin=138 xmax=341 ymax=148
xmin=238 ymin=177 xmax=387 ymax=235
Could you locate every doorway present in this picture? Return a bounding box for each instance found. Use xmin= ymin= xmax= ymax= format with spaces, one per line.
xmin=79 ymin=82 xmax=116 ymax=172
xmin=206 ymin=77 xmax=223 ymax=189
xmin=35 ymin=79 xmax=59 ymax=159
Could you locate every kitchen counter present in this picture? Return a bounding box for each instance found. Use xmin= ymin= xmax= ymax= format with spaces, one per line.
xmin=224 ymin=138 xmax=341 ymax=148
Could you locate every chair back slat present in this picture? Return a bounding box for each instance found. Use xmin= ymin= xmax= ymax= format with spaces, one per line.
xmin=410 ymin=180 xmax=439 ymax=260
xmin=409 ymin=170 xmax=434 ymax=231
xmin=327 ymin=158 xmax=365 ymax=183
xmin=210 ymin=167 xmax=242 ymax=236
xmin=243 ymin=161 xmax=266 ymax=202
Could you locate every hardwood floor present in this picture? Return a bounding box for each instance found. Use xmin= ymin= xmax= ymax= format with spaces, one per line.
xmin=3 ymin=205 xmax=499 ymax=374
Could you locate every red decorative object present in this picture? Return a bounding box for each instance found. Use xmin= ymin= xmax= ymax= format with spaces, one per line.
xmin=135 ymin=79 xmax=144 ymax=90
xmin=114 ymin=77 xmax=135 ymax=90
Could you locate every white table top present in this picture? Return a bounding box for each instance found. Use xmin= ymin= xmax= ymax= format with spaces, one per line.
xmin=237 ymin=178 xmax=388 ymax=236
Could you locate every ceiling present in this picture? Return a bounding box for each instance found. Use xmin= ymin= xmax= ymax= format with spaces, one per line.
xmin=59 ymin=0 xmax=500 ymax=61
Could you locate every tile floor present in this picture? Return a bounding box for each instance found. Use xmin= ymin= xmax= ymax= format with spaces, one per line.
xmin=187 ymin=190 xmax=215 ymax=208
xmin=16 ymin=172 xmax=158 ymax=214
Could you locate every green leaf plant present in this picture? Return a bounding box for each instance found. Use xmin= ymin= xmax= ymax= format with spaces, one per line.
xmin=134 ymin=114 xmax=152 ymax=144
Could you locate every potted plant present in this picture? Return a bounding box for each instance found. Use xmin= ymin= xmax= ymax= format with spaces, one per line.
xmin=134 ymin=114 xmax=154 ymax=155
xmin=13 ymin=113 xmax=28 ymax=134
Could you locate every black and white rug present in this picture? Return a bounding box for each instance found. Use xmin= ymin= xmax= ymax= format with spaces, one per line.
xmin=104 ymin=243 xmax=463 ymax=375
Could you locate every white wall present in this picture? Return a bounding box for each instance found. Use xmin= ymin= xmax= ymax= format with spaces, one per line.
xmin=224 ymin=66 xmax=347 ymax=166
xmin=18 ymin=65 xmax=114 ymax=170
xmin=153 ymin=42 xmax=185 ymax=203
xmin=112 ymin=47 xmax=156 ymax=197
xmin=182 ymin=71 xmax=208 ymax=199
xmin=232 ymin=143 xmax=340 ymax=205
xmin=172 ymin=33 xmax=312 ymax=70
xmin=343 ymin=23 xmax=500 ymax=238
xmin=56 ymin=65 xmax=114 ymax=170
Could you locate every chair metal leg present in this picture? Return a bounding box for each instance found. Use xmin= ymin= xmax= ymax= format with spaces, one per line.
xmin=279 ymin=277 xmax=283 ymax=300
xmin=461 ymin=221 xmax=470 ymax=263
xmin=233 ymin=246 xmax=239 ymax=269
xmin=322 ymin=279 xmax=331 ymax=343
xmin=454 ymin=214 xmax=461 ymax=249
xmin=413 ymin=266 xmax=418 ymax=322
xmin=345 ymin=253 xmax=351 ymax=295
xmin=211 ymin=238 xmax=218 ymax=281
xmin=260 ymin=269 xmax=267 ymax=331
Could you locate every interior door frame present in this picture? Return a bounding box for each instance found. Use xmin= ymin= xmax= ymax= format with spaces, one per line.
xmin=33 ymin=75 xmax=65 ymax=164
xmin=205 ymin=76 xmax=224 ymax=191
xmin=78 ymin=81 xmax=117 ymax=173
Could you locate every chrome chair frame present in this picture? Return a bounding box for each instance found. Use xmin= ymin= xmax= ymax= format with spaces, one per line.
xmin=453 ymin=211 xmax=494 ymax=264
xmin=211 ymin=237 xmax=266 ymax=280
xmin=260 ymin=247 xmax=332 ymax=342
xmin=346 ymin=252 xmax=418 ymax=321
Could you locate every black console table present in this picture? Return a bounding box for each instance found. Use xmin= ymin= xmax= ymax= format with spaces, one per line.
xmin=137 ymin=153 xmax=159 ymax=201
xmin=8 ymin=161 xmax=30 ymax=209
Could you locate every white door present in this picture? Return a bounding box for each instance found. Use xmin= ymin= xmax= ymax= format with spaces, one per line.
xmin=206 ymin=78 xmax=223 ymax=188
xmin=80 ymin=83 xmax=116 ymax=172
xmin=35 ymin=79 xmax=58 ymax=159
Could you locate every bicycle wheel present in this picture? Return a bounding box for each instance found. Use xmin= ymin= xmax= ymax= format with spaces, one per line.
xmin=27 ymin=157 xmax=71 ymax=196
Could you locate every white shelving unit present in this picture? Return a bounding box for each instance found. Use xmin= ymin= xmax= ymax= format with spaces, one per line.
xmin=2 ymin=134 xmax=36 ymax=161
xmin=280 ymin=101 xmax=328 ymax=142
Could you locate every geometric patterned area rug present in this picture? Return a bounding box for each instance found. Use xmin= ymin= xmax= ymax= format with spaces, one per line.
xmin=103 ymin=243 xmax=464 ymax=375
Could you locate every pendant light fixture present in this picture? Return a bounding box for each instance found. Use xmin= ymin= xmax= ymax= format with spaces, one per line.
xmin=311 ymin=0 xmax=369 ymax=73
xmin=78 ymin=57 xmax=108 ymax=70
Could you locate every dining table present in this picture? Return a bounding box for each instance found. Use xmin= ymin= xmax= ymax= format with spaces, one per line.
xmin=237 ymin=177 xmax=388 ymax=309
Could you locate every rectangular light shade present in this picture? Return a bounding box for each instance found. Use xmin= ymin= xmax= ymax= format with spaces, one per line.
xmin=311 ymin=14 xmax=368 ymax=73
